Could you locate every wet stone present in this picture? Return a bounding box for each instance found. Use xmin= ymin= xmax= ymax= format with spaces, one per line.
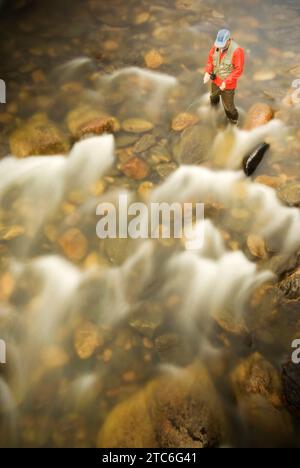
xmin=122 ymin=119 xmax=154 ymax=134
xmin=171 ymin=112 xmax=200 ymax=132
xmin=173 ymin=125 xmax=213 ymax=165
xmin=58 ymin=228 xmax=88 ymax=262
xmin=231 ymin=352 xmax=283 ymax=408
xmin=144 ymin=49 xmax=164 ymax=69
xmin=77 ymin=116 xmax=120 ymax=140
xmin=74 ymin=321 xmax=101 ymax=360
xmin=9 ymin=113 xmax=70 ymax=157
xmin=115 ymin=133 xmax=140 ymax=148
xmin=66 ymin=105 xmax=109 ymax=138
xmin=133 ymin=134 xmax=156 ymax=154
xmin=98 ymin=363 xmax=228 ymax=448
xmin=282 ymin=360 xmax=300 ymax=417
xmin=121 ymin=156 xmax=150 ymax=180
xmin=277 ymin=182 xmax=300 ymax=207
xmin=279 ymin=270 xmax=300 ymax=301
xmin=155 ymin=162 xmax=177 ymax=178
xmin=244 ymin=103 xmax=274 ymax=130
xmin=247 ymin=234 xmax=268 ymax=260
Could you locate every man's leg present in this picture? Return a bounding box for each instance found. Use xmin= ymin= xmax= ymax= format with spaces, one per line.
xmin=221 ymin=89 xmax=239 ymax=124
xmin=210 ymin=82 xmax=221 ymax=106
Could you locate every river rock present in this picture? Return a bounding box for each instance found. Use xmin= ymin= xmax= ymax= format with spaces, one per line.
xmin=58 ymin=228 xmax=88 ymax=262
xmin=243 ymin=103 xmax=274 ymax=130
xmin=66 ymin=105 xmax=118 ymax=139
xmin=253 ymin=71 xmax=276 ymax=81
xmin=155 ymin=162 xmax=177 ymax=178
xmin=122 ymin=119 xmax=154 ymax=134
xmin=9 ymin=113 xmax=70 ymax=157
xmin=134 ymin=12 xmax=150 ymax=24
xmin=144 ymin=49 xmax=164 ymax=69
xmin=133 ymin=134 xmax=156 ymax=153
xmin=254 ymin=174 xmax=286 ymax=189
xmin=98 ymin=362 xmax=229 ymax=448
xmin=282 ymin=360 xmax=300 ymax=417
xmin=230 ymin=353 xmax=294 ymax=447
xmin=172 ymin=125 xmax=213 ymax=164
xmin=277 ymin=182 xmax=300 ymax=207
xmin=77 ymin=116 xmax=120 ymax=139
xmin=231 ymin=353 xmax=283 ymax=408
xmin=74 ymin=320 xmax=101 ymax=359
xmin=121 ymin=156 xmax=150 ymax=180
xmin=171 ymin=112 xmax=200 ymax=132
xmin=115 ymin=133 xmax=140 ymax=148
xmin=247 ymin=234 xmax=268 ymax=260
xmin=212 ymin=307 xmax=248 ymax=336
xmin=104 ymin=238 xmax=131 ymax=265
xmin=279 ymin=269 xmax=300 ymax=301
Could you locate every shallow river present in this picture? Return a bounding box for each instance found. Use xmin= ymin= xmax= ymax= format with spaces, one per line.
xmin=0 ymin=0 xmax=300 ymax=448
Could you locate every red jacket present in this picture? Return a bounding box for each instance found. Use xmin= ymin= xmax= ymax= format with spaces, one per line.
xmin=205 ymin=44 xmax=245 ymax=89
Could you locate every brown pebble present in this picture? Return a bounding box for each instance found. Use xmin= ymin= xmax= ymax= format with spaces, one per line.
xmin=145 ymin=49 xmax=164 ymax=69
xmin=58 ymin=228 xmax=88 ymax=262
xmin=121 ymin=156 xmax=150 ymax=180
xmin=244 ymin=103 xmax=274 ymax=130
xmin=122 ymin=371 xmax=137 ymax=383
xmin=103 ymin=349 xmax=112 ymax=363
xmin=143 ymin=338 xmax=153 ymax=349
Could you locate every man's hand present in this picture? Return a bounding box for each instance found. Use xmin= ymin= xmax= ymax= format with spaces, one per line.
xmin=203 ymin=72 xmax=210 ymax=84
xmin=220 ymin=81 xmax=226 ymax=91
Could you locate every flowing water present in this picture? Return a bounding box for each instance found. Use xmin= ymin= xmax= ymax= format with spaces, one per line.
xmin=0 ymin=0 xmax=300 ymax=448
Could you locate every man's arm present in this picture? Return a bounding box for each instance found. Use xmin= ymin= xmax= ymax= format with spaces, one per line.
xmin=205 ymin=46 xmax=215 ymax=74
xmin=224 ymin=47 xmax=245 ymax=87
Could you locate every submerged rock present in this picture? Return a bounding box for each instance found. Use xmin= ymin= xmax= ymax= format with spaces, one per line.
xmin=247 ymin=234 xmax=268 ymax=260
xmin=212 ymin=307 xmax=248 ymax=336
xmin=122 ymin=119 xmax=154 ymax=134
xmin=253 ymin=71 xmax=276 ymax=81
xmin=121 ymin=156 xmax=150 ymax=180
xmin=231 ymin=353 xmax=283 ymax=408
xmin=133 ymin=134 xmax=156 ymax=154
xmin=231 ymin=353 xmax=294 ymax=447
xmin=58 ymin=228 xmax=88 ymax=262
xmin=172 ymin=125 xmax=213 ymax=164
xmin=98 ymin=363 xmax=229 ymax=448
xmin=254 ymin=174 xmax=286 ymax=189
xmin=171 ymin=112 xmax=200 ymax=132
xmin=277 ymin=182 xmax=300 ymax=207
xmin=9 ymin=113 xmax=69 ymax=157
xmin=144 ymin=49 xmax=164 ymax=69
xmin=244 ymin=103 xmax=274 ymax=130
xmin=279 ymin=269 xmax=300 ymax=301
xmin=282 ymin=360 xmax=300 ymax=417
xmin=77 ymin=116 xmax=120 ymax=140
xmin=74 ymin=321 xmax=101 ymax=360
xmin=66 ymin=105 xmax=119 ymax=139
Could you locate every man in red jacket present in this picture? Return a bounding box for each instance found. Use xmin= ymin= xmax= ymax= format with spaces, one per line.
xmin=204 ymin=29 xmax=245 ymax=125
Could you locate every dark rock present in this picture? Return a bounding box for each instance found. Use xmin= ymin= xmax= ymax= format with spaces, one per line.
xmin=279 ymin=267 xmax=300 ymax=300
xmin=282 ymin=361 xmax=300 ymax=417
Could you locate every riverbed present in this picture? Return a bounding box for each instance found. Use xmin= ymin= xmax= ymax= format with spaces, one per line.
xmin=0 ymin=0 xmax=300 ymax=448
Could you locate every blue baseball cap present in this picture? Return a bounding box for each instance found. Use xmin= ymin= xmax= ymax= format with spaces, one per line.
xmin=214 ymin=29 xmax=231 ymax=48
